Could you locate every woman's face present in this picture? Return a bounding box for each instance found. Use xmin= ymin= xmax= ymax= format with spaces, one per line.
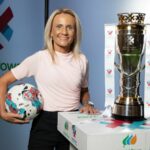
xmin=51 ymin=13 xmax=76 ymax=53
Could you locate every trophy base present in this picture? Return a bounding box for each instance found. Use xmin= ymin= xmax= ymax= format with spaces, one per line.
xmin=112 ymin=113 xmax=145 ymax=121
xmin=112 ymin=97 xmax=144 ymax=121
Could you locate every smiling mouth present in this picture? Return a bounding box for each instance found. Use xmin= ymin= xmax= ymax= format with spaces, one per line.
xmin=59 ymin=37 xmax=69 ymax=41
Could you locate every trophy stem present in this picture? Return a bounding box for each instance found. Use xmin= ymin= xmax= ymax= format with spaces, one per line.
xmin=120 ymin=74 xmax=140 ymax=97
xmin=112 ymin=73 xmax=144 ymax=121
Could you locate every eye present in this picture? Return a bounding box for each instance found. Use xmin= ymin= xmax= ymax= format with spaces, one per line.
xmin=67 ymin=25 xmax=74 ymax=30
xmin=56 ymin=24 xmax=63 ymax=29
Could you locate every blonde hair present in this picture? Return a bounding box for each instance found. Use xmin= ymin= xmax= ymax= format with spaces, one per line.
xmin=44 ymin=8 xmax=82 ymax=62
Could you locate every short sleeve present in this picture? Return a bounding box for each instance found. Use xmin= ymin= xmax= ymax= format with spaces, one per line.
xmin=80 ymin=54 xmax=89 ymax=88
xmin=11 ymin=51 xmax=40 ymax=80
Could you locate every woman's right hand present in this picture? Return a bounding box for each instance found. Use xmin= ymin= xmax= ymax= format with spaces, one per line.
xmin=0 ymin=71 xmax=29 ymax=124
xmin=0 ymin=110 xmax=29 ymax=124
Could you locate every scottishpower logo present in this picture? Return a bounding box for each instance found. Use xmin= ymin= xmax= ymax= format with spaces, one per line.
xmin=0 ymin=0 xmax=14 ymax=50
xmin=122 ymin=134 xmax=137 ymax=146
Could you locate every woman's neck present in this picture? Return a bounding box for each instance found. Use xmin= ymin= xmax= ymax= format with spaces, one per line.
xmin=55 ymin=48 xmax=71 ymax=53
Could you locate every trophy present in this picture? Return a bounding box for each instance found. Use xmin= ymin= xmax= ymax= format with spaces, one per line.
xmin=111 ymin=13 xmax=146 ymax=121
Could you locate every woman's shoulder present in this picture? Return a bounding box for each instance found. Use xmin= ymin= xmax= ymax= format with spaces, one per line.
xmin=79 ymin=52 xmax=88 ymax=63
xmin=37 ymin=49 xmax=49 ymax=55
xmin=34 ymin=49 xmax=50 ymax=58
xmin=25 ymin=49 xmax=50 ymax=63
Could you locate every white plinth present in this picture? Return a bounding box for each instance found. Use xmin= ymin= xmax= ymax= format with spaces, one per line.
xmin=57 ymin=111 xmax=150 ymax=150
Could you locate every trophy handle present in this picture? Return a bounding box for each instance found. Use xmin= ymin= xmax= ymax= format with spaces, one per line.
xmin=114 ymin=62 xmax=121 ymax=72
xmin=127 ymin=65 xmax=145 ymax=77
xmin=140 ymin=64 xmax=145 ymax=71
xmin=114 ymin=63 xmax=145 ymax=76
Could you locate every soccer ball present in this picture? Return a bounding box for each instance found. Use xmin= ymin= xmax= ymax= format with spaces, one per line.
xmin=5 ymin=83 xmax=43 ymax=120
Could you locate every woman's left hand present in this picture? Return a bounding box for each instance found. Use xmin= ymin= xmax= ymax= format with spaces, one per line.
xmin=79 ymin=104 xmax=99 ymax=114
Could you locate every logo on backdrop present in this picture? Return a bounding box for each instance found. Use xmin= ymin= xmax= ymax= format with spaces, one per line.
xmin=0 ymin=62 xmax=19 ymax=71
xmin=0 ymin=0 xmax=14 ymax=50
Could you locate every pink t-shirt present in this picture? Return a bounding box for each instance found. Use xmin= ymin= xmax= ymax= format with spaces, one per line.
xmin=11 ymin=50 xmax=88 ymax=111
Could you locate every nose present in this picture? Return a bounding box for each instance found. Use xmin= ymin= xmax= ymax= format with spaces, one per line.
xmin=61 ymin=27 xmax=68 ymax=34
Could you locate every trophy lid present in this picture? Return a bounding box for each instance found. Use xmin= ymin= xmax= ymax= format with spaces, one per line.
xmin=118 ymin=13 xmax=145 ymax=25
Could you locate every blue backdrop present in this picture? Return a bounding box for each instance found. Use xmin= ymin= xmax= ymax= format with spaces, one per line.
xmin=0 ymin=1 xmax=44 ymax=150
xmin=0 ymin=0 xmax=150 ymax=149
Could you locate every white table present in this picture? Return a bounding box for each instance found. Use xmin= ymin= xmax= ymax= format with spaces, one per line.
xmin=58 ymin=111 xmax=150 ymax=150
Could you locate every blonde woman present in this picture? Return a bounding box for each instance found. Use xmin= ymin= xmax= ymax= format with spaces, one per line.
xmin=0 ymin=8 xmax=97 ymax=150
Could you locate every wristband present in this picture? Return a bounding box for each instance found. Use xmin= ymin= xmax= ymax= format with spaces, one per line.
xmin=83 ymin=101 xmax=94 ymax=107
xmin=88 ymin=101 xmax=94 ymax=107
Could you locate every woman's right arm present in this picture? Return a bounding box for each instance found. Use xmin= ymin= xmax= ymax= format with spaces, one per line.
xmin=0 ymin=71 xmax=29 ymax=124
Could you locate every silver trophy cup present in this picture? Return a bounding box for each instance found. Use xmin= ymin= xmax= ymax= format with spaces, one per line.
xmin=112 ymin=13 xmax=145 ymax=121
